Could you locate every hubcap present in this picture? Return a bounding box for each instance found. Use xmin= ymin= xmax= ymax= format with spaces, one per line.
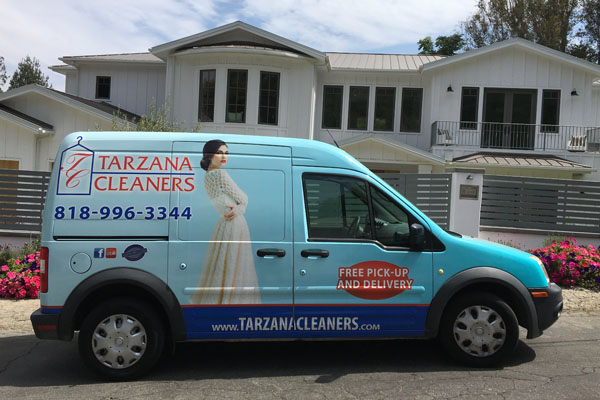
xmin=91 ymin=314 xmax=147 ymax=369
xmin=453 ymin=305 xmax=506 ymax=358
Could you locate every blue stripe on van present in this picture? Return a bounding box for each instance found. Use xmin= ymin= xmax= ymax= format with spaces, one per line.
xmin=41 ymin=307 xmax=62 ymax=314
xmin=182 ymin=304 xmax=428 ymax=340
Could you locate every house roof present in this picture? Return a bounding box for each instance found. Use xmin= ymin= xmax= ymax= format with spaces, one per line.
xmin=452 ymin=152 xmax=593 ymax=170
xmin=422 ymin=38 xmax=600 ymax=77
xmin=326 ymin=53 xmax=443 ymax=72
xmin=49 ymin=89 xmax=141 ymax=123
xmin=59 ymin=52 xmax=164 ymax=65
xmin=338 ymin=133 xmax=446 ymax=165
xmin=0 ymin=84 xmax=140 ymax=124
xmin=50 ymin=53 xmax=164 ymax=74
xmin=0 ymin=103 xmax=54 ymax=133
xmin=150 ymin=21 xmax=326 ymax=61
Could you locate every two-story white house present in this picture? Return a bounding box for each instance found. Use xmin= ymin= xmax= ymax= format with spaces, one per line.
xmin=1 ymin=21 xmax=599 ymax=179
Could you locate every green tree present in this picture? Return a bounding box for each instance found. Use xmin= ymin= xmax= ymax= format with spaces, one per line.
xmin=435 ymin=34 xmax=467 ymax=55
xmin=462 ymin=0 xmax=578 ymax=52
xmin=111 ymin=100 xmax=186 ymax=132
xmin=576 ymin=0 xmax=600 ymax=63
xmin=418 ymin=36 xmax=436 ymax=54
xmin=8 ymin=56 xmax=51 ymax=90
xmin=418 ymin=34 xmax=465 ymax=56
xmin=0 ymin=57 xmax=7 ymax=92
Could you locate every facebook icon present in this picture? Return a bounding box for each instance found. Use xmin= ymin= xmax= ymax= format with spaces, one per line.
xmin=93 ymin=248 xmax=105 ymax=258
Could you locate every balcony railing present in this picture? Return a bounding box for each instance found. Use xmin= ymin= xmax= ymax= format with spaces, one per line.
xmin=431 ymin=121 xmax=600 ymax=152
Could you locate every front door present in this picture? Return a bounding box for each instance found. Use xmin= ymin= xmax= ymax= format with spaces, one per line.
xmin=292 ymin=169 xmax=433 ymax=338
xmin=482 ymin=89 xmax=537 ymax=150
xmin=168 ymin=140 xmax=294 ymax=339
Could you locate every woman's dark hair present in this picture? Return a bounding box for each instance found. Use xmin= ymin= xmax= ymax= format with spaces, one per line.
xmin=200 ymin=139 xmax=227 ymax=171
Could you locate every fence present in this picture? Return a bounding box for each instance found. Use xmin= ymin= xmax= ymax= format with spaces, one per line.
xmin=0 ymin=169 xmax=50 ymax=234
xmin=480 ymin=175 xmax=600 ymax=234
xmin=380 ymin=173 xmax=452 ymax=229
xmin=2 ymin=169 xmax=598 ymax=237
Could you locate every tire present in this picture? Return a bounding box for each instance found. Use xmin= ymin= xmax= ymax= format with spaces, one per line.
xmin=439 ymin=292 xmax=519 ymax=367
xmin=78 ymin=297 xmax=165 ymax=380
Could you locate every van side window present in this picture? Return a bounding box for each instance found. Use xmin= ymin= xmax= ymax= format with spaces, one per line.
xmin=304 ymin=175 xmax=372 ymax=240
xmin=369 ymin=185 xmax=411 ymax=247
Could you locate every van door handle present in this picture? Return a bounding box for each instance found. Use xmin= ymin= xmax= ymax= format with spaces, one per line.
xmin=257 ymin=248 xmax=286 ymax=258
xmin=301 ymin=249 xmax=329 ymax=258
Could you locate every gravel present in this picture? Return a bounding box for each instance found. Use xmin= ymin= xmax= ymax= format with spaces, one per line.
xmin=1 ymin=288 xmax=598 ymax=335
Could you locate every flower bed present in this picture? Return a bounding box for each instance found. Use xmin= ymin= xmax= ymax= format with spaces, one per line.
xmin=0 ymin=252 xmax=41 ymax=299
xmin=531 ymin=238 xmax=600 ymax=289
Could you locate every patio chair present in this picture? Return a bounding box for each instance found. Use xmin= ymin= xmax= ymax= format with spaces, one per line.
xmin=437 ymin=129 xmax=454 ymax=146
xmin=567 ymin=135 xmax=588 ymax=152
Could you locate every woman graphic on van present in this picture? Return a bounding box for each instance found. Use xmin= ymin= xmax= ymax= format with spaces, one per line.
xmin=191 ymin=139 xmax=261 ymax=304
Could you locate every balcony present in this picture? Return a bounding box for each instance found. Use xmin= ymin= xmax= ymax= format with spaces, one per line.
xmin=431 ymin=121 xmax=600 ymax=153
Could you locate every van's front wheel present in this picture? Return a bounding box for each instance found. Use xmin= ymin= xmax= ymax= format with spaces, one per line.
xmin=78 ymin=298 xmax=165 ymax=380
xmin=440 ymin=292 xmax=519 ymax=367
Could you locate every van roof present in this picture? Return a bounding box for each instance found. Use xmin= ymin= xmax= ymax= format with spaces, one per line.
xmin=63 ymin=131 xmax=371 ymax=173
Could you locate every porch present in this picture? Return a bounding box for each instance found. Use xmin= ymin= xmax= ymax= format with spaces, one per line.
xmin=431 ymin=121 xmax=600 ymax=153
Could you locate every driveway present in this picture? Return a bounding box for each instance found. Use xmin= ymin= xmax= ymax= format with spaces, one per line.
xmin=1 ymin=312 xmax=599 ymax=399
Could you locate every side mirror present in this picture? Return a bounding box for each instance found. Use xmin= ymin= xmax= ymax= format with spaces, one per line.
xmin=409 ymin=223 xmax=425 ymax=250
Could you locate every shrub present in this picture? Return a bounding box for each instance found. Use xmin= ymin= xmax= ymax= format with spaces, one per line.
xmin=530 ymin=238 xmax=600 ymax=289
xmin=0 ymin=251 xmax=41 ymax=299
xmin=0 ymin=239 xmax=40 ymax=267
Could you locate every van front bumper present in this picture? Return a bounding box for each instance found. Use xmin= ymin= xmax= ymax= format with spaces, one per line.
xmin=531 ymin=283 xmax=563 ymax=334
xmin=30 ymin=308 xmax=60 ymax=340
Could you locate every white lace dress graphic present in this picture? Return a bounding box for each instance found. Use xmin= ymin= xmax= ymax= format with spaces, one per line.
xmin=191 ymin=169 xmax=260 ymax=304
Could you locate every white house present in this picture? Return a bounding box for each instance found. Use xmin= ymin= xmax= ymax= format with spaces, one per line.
xmin=2 ymin=21 xmax=600 ymax=180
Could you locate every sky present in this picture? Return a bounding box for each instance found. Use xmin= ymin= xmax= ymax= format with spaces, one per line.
xmin=0 ymin=0 xmax=477 ymax=92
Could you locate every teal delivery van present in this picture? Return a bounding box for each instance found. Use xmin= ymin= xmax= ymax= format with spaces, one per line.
xmin=31 ymin=132 xmax=562 ymax=379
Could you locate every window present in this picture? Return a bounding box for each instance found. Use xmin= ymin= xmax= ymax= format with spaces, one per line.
xmin=0 ymin=160 xmax=19 ymax=170
xmin=369 ymin=185 xmax=410 ymax=247
xmin=95 ymin=76 xmax=111 ymax=100
xmin=304 ymin=175 xmax=371 ymax=240
xmin=460 ymin=87 xmax=479 ymax=130
xmin=303 ymin=174 xmax=416 ymax=247
xmin=198 ymin=70 xmax=216 ymax=122
xmin=374 ymin=87 xmax=396 ymax=131
xmin=322 ymin=85 xmax=343 ymax=129
xmin=226 ymin=69 xmax=247 ymax=123
xmin=541 ymin=90 xmax=560 ymax=133
xmin=258 ymin=71 xmax=280 ymax=125
xmin=348 ymin=86 xmax=369 ymax=130
xmin=400 ymin=88 xmax=423 ymax=133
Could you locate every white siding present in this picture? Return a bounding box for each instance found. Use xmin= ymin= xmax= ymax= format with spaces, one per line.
xmin=169 ymin=52 xmax=316 ymax=139
xmin=64 ymin=70 xmax=79 ymax=95
xmin=0 ymin=118 xmax=36 ymax=170
xmin=428 ymin=46 xmax=600 ymax=128
xmin=2 ymin=93 xmax=113 ymax=171
xmin=74 ymin=63 xmax=166 ymax=116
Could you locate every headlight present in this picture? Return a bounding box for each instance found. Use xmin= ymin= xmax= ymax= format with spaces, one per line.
xmin=530 ymin=255 xmax=550 ymax=285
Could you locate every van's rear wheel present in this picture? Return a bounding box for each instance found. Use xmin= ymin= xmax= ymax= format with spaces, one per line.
xmin=78 ymin=298 xmax=165 ymax=380
xmin=440 ymin=292 xmax=519 ymax=367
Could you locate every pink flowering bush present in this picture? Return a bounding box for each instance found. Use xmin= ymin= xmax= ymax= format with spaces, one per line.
xmin=530 ymin=238 xmax=600 ymax=289
xmin=0 ymin=251 xmax=41 ymax=299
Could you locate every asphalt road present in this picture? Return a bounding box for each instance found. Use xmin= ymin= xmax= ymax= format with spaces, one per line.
xmin=1 ymin=312 xmax=599 ymax=400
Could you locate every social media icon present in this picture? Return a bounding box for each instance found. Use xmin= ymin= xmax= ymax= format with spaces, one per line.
xmin=106 ymin=248 xmax=117 ymax=258
xmin=93 ymin=248 xmax=105 ymax=258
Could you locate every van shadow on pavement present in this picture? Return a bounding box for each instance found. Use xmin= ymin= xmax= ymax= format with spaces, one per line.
xmin=0 ymin=334 xmax=536 ymax=386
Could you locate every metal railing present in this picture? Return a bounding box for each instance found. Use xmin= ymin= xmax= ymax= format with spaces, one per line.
xmin=431 ymin=121 xmax=600 ymax=152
